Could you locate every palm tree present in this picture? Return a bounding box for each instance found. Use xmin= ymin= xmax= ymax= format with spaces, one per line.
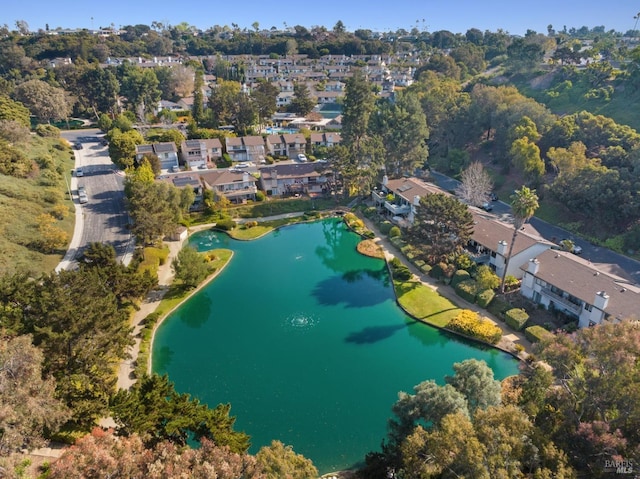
xmin=500 ymin=186 xmax=539 ymax=293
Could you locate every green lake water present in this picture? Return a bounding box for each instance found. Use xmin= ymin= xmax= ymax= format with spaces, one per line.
xmin=152 ymin=218 xmax=519 ymax=473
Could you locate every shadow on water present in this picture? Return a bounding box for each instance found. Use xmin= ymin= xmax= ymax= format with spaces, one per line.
xmin=312 ymin=270 xmax=392 ymax=308
xmin=345 ymin=323 xmax=407 ymax=344
xmin=180 ymin=294 xmax=212 ymax=329
xmin=153 ymin=345 xmax=174 ymax=371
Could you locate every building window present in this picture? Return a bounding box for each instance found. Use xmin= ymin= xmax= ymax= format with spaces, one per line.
xmin=584 ymin=303 xmax=593 ymax=312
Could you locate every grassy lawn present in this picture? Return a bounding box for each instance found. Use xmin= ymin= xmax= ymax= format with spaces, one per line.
xmin=228 ymin=225 xmax=274 ymax=240
xmin=158 ymin=249 xmax=233 ymax=314
xmin=393 ymin=278 xmax=461 ymax=328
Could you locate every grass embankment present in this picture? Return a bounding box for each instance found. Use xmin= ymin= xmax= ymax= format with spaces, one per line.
xmin=393 ymin=278 xmax=461 ymax=328
xmin=0 ymin=136 xmax=76 ymax=276
xmin=135 ymin=248 xmax=233 ymax=378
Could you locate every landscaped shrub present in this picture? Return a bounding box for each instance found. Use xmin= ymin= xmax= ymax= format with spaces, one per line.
xmin=475 ymin=264 xmax=500 ymax=290
xmin=451 ymin=269 xmax=471 ymax=288
xmin=255 ymin=190 xmax=266 ymax=201
xmin=504 ymin=275 xmax=520 ymax=291
xmin=420 ymin=263 xmax=432 ymax=274
xmin=243 ymin=220 xmax=259 ymax=228
xmin=401 ymin=244 xmax=415 ymax=259
xmin=215 ymin=218 xmax=236 ymax=231
xmin=362 ymin=229 xmax=375 ymax=239
xmin=455 ymin=279 xmax=479 ymax=303
xmin=446 ymin=309 xmax=502 ymax=344
xmin=388 ymin=226 xmax=401 ymax=238
xmin=343 ymin=212 xmax=365 ymax=230
xmin=505 ymin=308 xmax=529 ymax=331
xmin=362 ymin=206 xmax=377 ymax=218
xmin=390 ymin=236 xmax=404 ymax=248
xmin=378 ymin=221 xmax=393 ymax=235
xmin=525 ymin=325 xmax=554 ymax=343
xmin=476 ymin=288 xmax=496 ymax=308
xmin=389 ymin=257 xmax=412 ymax=281
xmin=35 ymin=124 xmax=60 ymax=138
xmin=487 ymin=297 xmax=511 ymax=320
xmin=429 ymin=262 xmax=445 ymax=279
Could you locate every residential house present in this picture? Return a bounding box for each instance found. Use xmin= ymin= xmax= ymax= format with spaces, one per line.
xmin=136 ymin=142 xmax=179 ymax=171
xmin=156 ymin=173 xmax=203 ymax=210
xmin=156 ymin=100 xmax=183 ymax=114
xmin=264 ymin=133 xmax=306 ymax=159
xmin=310 ymin=132 xmax=342 ymax=149
xmin=259 ymin=163 xmax=328 ymax=196
xmin=276 ymin=91 xmax=295 ymax=108
xmin=371 ymin=176 xmax=443 ymax=225
xmin=265 ymin=135 xmax=286 ymax=158
xmin=200 ymin=169 xmax=257 ymax=204
xmin=520 ymin=249 xmax=639 ymax=328
xmin=314 ymin=90 xmax=343 ymax=104
xmin=225 ymin=136 xmax=266 ymax=163
xmin=180 ymin=138 xmax=223 ymax=169
xmin=467 ymin=213 xmax=554 ymax=280
xmin=281 ymin=133 xmax=307 ymax=159
xmin=371 ymin=176 xmax=553 ymax=280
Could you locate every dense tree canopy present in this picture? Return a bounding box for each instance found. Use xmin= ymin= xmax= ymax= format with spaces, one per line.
xmin=0 ymin=334 xmax=69 ymax=455
xmin=13 ymin=79 xmax=72 ymax=122
xmin=110 ymin=374 xmax=250 ymax=453
xmin=406 ymin=193 xmax=474 ymax=264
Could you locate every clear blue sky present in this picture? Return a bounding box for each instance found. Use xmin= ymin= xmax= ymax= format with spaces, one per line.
xmin=5 ymin=0 xmax=640 ymax=36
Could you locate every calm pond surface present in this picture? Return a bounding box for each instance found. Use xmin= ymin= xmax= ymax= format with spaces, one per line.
xmin=152 ymin=218 xmax=519 ymax=473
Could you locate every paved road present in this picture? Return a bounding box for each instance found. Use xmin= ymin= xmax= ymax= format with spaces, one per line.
xmin=58 ymin=129 xmax=133 ymax=268
xmin=429 ymin=170 xmax=640 ymax=283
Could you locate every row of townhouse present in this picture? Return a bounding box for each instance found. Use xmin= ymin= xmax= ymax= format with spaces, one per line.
xmin=160 ymin=161 xmax=330 ymax=205
xmin=373 ymin=176 xmax=640 ymax=328
xmin=135 ymin=133 xmax=342 ymax=172
xmin=222 ymin=133 xmax=343 ymax=163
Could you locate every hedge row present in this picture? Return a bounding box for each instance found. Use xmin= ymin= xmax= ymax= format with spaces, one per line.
xmin=446 ymin=309 xmax=502 ymax=344
xmin=476 ymin=288 xmax=495 ymax=308
xmin=455 ymin=279 xmax=479 ymax=303
xmin=451 ymin=269 xmax=471 ymax=288
xmin=525 ymin=325 xmax=554 ymax=343
xmin=389 ymin=257 xmax=412 ymax=281
xmin=505 ymin=308 xmax=529 ymax=331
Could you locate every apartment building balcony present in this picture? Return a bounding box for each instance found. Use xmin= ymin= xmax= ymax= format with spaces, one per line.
xmin=540 ymin=287 xmax=582 ymax=315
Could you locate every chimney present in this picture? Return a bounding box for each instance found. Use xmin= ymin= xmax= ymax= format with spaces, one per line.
xmin=528 ymin=258 xmax=540 ymax=274
xmin=594 ymin=291 xmax=610 ymax=310
xmin=382 ymin=175 xmax=388 ymax=186
xmin=497 ymin=240 xmax=508 ymax=256
xmin=243 ymin=172 xmax=250 ymax=182
xmin=413 ymin=195 xmax=421 ymax=206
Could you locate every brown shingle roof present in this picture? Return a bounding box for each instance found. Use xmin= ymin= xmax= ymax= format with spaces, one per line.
xmin=523 ymin=249 xmax=640 ymax=321
xmin=260 ymin=163 xmax=322 ymax=180
xmin=471 ymin=213 xmax=546 ymax=256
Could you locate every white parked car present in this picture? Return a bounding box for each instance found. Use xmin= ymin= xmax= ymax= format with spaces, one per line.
xmin=297 ymin=153 xmax=307 ymax=162
xmin=75 ymin=167 xmax=84 ymax=177
xmin=235 ymin=163 xmax=249 ymax=169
